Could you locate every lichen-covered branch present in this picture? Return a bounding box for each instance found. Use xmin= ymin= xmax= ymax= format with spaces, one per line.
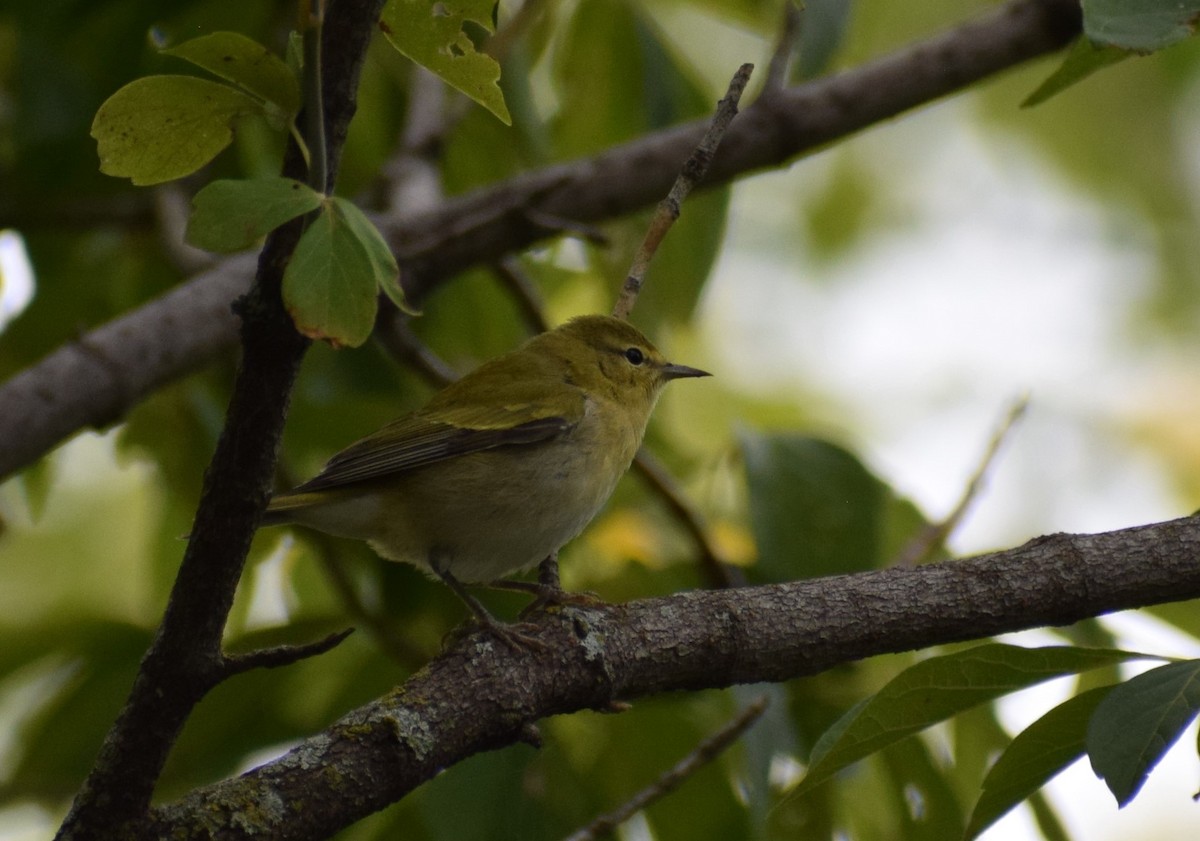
xmin=132 ymin=514 xmax=1200 ymax=840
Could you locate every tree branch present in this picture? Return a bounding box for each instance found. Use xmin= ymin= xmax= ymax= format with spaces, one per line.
xmin=0 ymin=0 xmax=1082 ymax=482
xmin=53 ymin=1 xmax=386 ymax=837
xmin=130 ymin=514 xmax=1200 ymax=840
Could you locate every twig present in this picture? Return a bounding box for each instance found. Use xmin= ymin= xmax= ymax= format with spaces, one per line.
xmin=632 ymin=449 xmax=739 ymax=590
xmin=561 ymin=697 xmax=769 ymax=841
xmin=612 ymin=63 xmax=753 ymax=320
xmin=310 ymin=533 xmax=428 ymax=665
xmin=303 ymin=0 xmax=329 ymax=193
xmin=891 ymin=395 xmax=1030 ymax=567
xmin=764 ymin=3 xmax=803 ymax=92
xmin=222 ymin=628 xmax=355 ymax=675
xmin=492 ymin=257 xmax=550 ymax=334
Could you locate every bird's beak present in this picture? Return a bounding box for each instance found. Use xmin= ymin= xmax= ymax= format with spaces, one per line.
xmin=660 ymin=362 xmax=711 ymax=381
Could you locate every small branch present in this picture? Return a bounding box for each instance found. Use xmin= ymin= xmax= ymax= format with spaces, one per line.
xmin=492 ymin=257 xmax=550 ymax=334
xmin=562 ymin=697 xmax=769 ymax=841
xmin=891 ymin=395 xmax=1030 ymax=567
xmin=373 ymin=303 xmax=459 ymax=386
xmin=764 ymin=3 xmax=803 ymax=92
xmin=612 ymin=63 xmax=753 ymax=320
xmin=632 ymin=449 xmax=739 ymax=590
xmin=53 ymin=2 xmax=387 ymax=837
xmin=152 ymin=185 xmax=215 ymax=275
xmin=222 ymin=628 xmax=355 ymax=676
xmin=311 ymin=533 xmax=429 ymax=665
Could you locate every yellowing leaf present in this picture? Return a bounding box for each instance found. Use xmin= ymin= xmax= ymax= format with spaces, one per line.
xmin=283 ymin=200 xmax=389 ymax=348
xmin=380 ymin=0 xmax=511 ymax=125
xmin=92 ymin=75 xmax=260 ymax=185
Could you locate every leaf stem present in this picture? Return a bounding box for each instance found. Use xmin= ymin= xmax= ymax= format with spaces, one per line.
xmin=304 ymin=0 xmax=328 ymax=193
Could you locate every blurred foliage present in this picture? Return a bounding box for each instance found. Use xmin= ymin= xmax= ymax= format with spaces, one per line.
xmin=2 ymin=1 xmax=1200 ymax=840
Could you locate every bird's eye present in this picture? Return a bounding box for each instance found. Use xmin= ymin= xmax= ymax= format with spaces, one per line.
xmin=624 ymin=347 xmax=645 ymax=365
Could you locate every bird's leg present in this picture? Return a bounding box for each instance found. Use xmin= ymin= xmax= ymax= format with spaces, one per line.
xmin=537 ymin=553 xmax=563 ymax=592
xmin=484 ymin=553 xmax=603 ymax=618
xmin=487 ymin=553 xmax=564 ymax=598
xmin=430 ymin=553 xmax=545 ymax=652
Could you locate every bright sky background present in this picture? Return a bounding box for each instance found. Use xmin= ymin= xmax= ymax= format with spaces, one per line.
xmin=701 ymin=97 xmax=1200 ymax=841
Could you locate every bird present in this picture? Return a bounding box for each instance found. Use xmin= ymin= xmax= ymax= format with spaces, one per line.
xmin=261 ymin=314 xmax=710 ymax=647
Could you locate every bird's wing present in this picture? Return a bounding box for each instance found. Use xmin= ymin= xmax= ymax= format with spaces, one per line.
xmin=288 ymin=379 xmax=587 ymax=493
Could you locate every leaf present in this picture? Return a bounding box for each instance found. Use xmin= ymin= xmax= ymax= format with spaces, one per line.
xmin=328 ymin=196 xmax=415 ymax=315
xmin=1083 ymin=0 xmax=1200 ymax=52
xmin=186 ymin=177 xmax=324 ymax=252
xmin=740 ymin=432 xmax=925 ymax=581
xmin=282 ymin=200 xmax=381 ymax=348
xmin=1087 ymin=658 xmax=1200 ymax=806
xmin=379 ymin=0 xmax=511 ymax=125
xmin=91 ymin=75 xmax=260 ymax=185
xmin=965 ymin=686 xmax=1113 ymax=839
xmin=161 ymin=31 xmax=299 ymax=126
xmin=788 ymin=645 xmax=1150 ymax=800
xmin=1023 ymin=37 xmax=1129 ymax=107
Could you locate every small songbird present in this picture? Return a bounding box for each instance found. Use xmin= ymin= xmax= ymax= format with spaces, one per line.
xmin=261 ymin=314 xmax=710 ymax=645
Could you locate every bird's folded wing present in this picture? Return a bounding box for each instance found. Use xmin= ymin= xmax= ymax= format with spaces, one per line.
xmin=290 ymin=386 xmax=586 ymax=493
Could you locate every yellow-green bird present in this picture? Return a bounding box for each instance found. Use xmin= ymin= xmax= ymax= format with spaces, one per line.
xmin=262 ymin=314 xmax=709 ymax=645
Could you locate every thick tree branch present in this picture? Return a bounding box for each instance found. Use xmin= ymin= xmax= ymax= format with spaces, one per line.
xmin=128 ymin=514 xmax=1200 ymax=840
xmin=53 ymin=1 xmax=386 ymax=837
xmin=0 ymin=0 xmax=1082 ymax=482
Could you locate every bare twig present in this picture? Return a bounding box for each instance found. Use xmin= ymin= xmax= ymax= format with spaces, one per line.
xmin=562 ymin=696 xmax=769 ymax=841
xmin=891 ymin=395 xmax=1030 ymax=567
xmin=632 ymin=450 xmax=739 ymax=590
xmin=492 ymin=257 xmax=550 ymax=334
xmin=612 ymin=63 xmax=754 ymax=320
xmin=222 ymin=628 xmax=355 ymax=675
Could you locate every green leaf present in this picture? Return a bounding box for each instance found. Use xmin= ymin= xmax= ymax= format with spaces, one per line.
xmin=379 ymin=0 xmax=511 ymax=125
xmin=965 ymin=686 xmax=1114 ymax=839
xmin=1023 ymin=37 xmax=1129 ymax=107
xmin=283 ymin=200 xmax=382 ymax=348
xmin=161 ymin=31 xmax=300 ymax=126
xmin=1084 ymin=0 xmax=1200 ymax=52
xmin=328 ymin=196 xmax=414 ymax=315
xmin=789 ymin=645 xmax=1150 ymax=800
xmin=740 ymin=432 xmax=925 ymax=581
xmin=186 ymin=177 xmax=324 ymax=252
xmin=1087 ymin=658 xmax=1200 ymax=806
xmin=91 ymin=75 xmax=260 ymax=185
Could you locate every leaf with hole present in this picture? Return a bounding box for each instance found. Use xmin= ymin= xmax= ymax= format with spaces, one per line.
xmin=380 ymin=0 xmax=511 ymax=125
xmin=187 ymin=178 xmax=324 ymax=252
xmin=91 ymin=76 xmax=260 ymax=185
